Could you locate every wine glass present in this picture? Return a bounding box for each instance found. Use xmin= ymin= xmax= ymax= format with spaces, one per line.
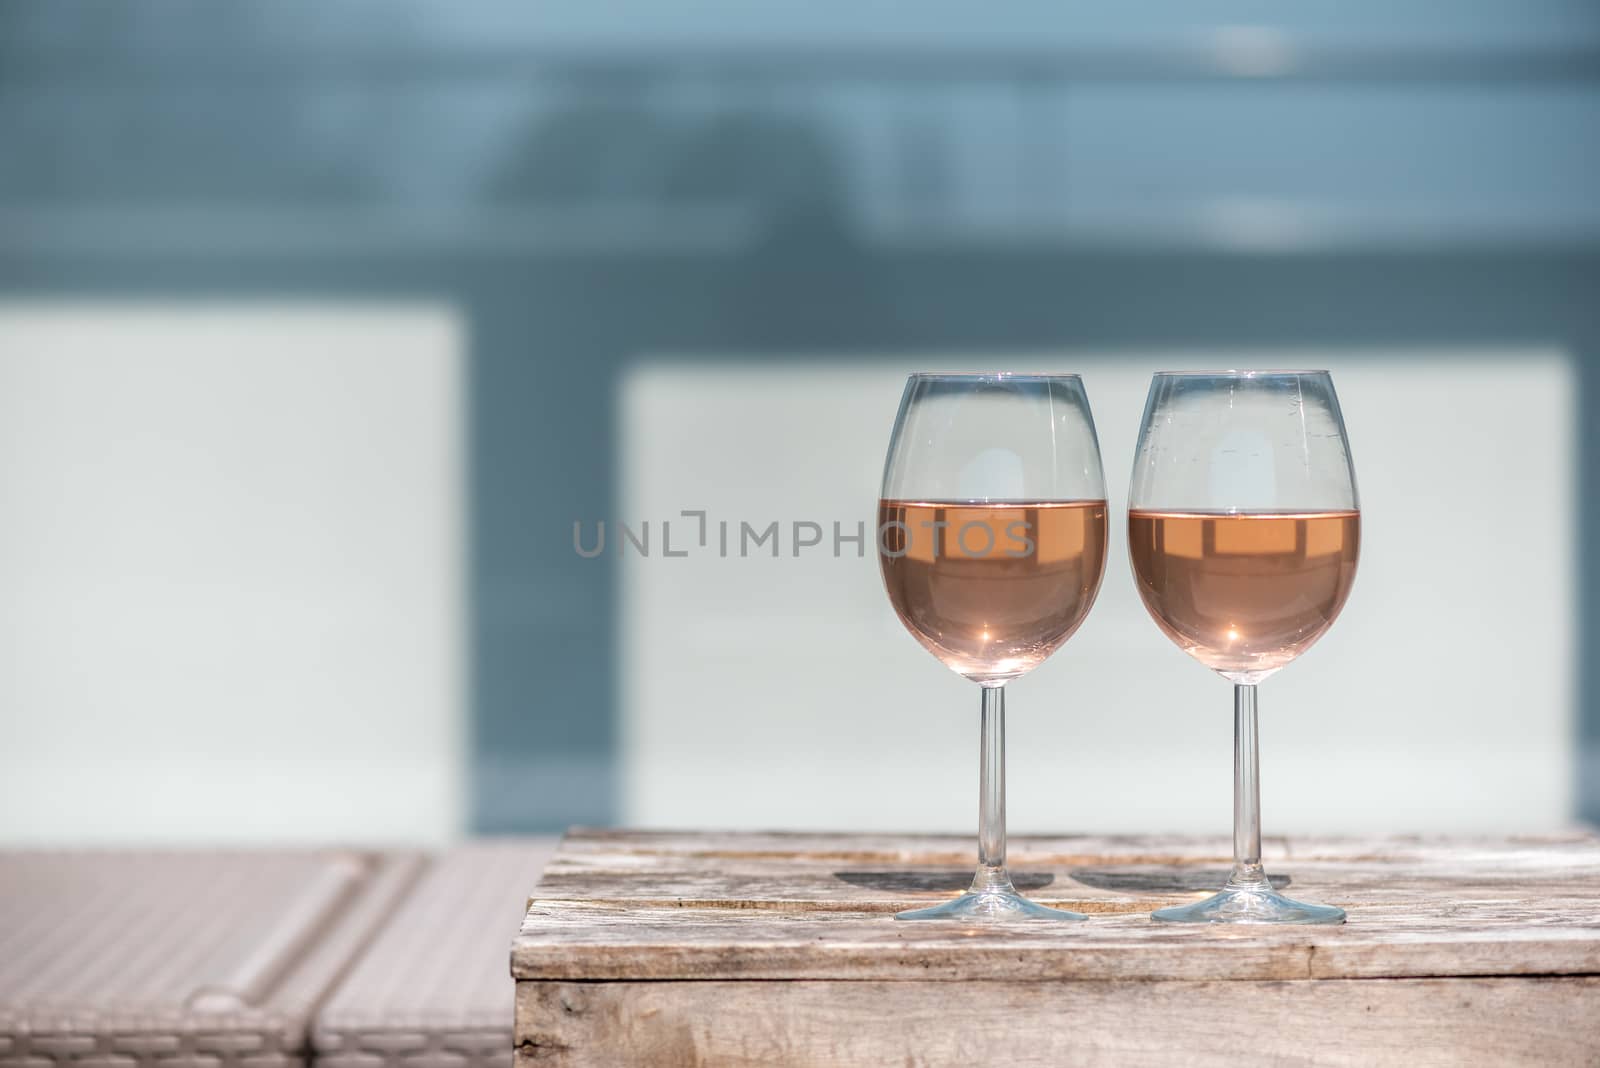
xmin=1128 ymin=370 xmax=1359 ymax=924
xmin=878 ymin=372 xmax=1107 ymax=921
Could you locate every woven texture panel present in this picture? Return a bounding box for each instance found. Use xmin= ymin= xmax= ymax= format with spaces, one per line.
xmin=313 ymin=841 xmax=555 ymax=1068
xmin=0 ymin=851 xmax=420 ymax=1068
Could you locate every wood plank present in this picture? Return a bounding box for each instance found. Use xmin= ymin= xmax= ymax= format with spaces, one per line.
xmin=534 ymin=830 xmax=1297 ymax=911
xmin=512 ymin=829 xmax=1600 ymax=983
xmin=532 ymin=829 xmax=1600 ymax=910
xmin=515 ymin=976 xmax=1600 ymax=1068
xmin=514 ymin=901 xmax=1600 ymax=982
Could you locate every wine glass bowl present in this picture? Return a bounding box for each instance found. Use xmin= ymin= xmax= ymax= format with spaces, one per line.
xmin=1128 ymin=370 xmax=1359 ymax=924
xmin=1127 ymin=509 xmax=1359 ymax=683
xmin=879 ymin=500 xmax=1106 ymax=685
xmin=878 ymin=373 xmax=1107 ymax=920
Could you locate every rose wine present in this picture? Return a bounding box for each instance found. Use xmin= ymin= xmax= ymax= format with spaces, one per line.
xmin=1127 ymin=510 xmax=1359 ymax=681
xmin=879 ymin=500 xmax=1107 ymax=684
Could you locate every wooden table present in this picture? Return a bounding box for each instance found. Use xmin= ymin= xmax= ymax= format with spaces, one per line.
xmin=512 ymin=829 xmax=1600 ymax=1066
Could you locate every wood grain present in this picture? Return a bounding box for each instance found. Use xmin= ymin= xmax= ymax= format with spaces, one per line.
xmin=516 ymin=976 xmax=1600 ymax=1068
xmin=513 ymin=829 xmax=1600 ymax=982
xmin=513 ymin=830 xmax=1600 ymax=1064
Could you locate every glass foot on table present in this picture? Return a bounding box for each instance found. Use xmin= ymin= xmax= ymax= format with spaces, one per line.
xmin=896 ymin=887 xmax=1086 ymax=921
xmin=1152 ymin=884 xmax=1345 ymax=924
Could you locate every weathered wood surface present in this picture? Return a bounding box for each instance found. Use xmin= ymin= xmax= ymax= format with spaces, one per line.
xmin=515 ymin=830 xmax=1600 ymax=1065
xmin=513 ymin=829 xmax=1600 ymax=982
xmin=516 ymin=977 xmax=1600 ymax=1068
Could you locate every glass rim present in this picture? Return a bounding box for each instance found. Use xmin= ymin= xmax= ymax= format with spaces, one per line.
xmin=1150 ymin=368 xmax=1331 ymax=378
xmin=906 ymin=371 xmax=1083 ymax=381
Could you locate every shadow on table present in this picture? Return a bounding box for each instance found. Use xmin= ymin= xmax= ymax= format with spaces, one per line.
xmin=832 ymin=868 xmax=1290 ymax=893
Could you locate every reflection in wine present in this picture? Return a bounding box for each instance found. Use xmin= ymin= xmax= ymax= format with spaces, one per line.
xmin=1128 ymin=510 xmax=1359 ymax=682
xmin=879 ymin=500 xmax=1108 ymax=685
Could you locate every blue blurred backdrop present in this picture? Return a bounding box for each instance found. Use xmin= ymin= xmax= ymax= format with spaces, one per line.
xmin=1 ymin=1 xmax=1596 ymax=837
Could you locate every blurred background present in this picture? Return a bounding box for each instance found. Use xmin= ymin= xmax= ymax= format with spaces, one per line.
xmin=0 ymin=0 xmax=1596 ymax=844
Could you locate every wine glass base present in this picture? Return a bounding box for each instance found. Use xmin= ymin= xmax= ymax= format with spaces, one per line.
xmin=1152 ymin=885 xmax=1345 ymax=925
xmin=895 ymin=888 xmax=1086 ymax=921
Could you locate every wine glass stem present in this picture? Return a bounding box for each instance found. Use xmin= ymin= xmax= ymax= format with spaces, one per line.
xmin=1230 ymin=683 xmax=1269 ymax=890
xmin=971 ymin=684 xmax=1014 ymax=894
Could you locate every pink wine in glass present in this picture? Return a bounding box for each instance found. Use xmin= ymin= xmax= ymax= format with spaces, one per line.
xmin=879 ymin=500 xmax=1108 ymax=685
xmin=1127 ymin=509 xmax=1359 ymax=681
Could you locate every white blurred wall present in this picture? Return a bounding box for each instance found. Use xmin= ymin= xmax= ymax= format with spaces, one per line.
xmin=0 ymin=304 xmax=464 ymax=843
xmin=621 ymin=353 xmax=1575 ymax=833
